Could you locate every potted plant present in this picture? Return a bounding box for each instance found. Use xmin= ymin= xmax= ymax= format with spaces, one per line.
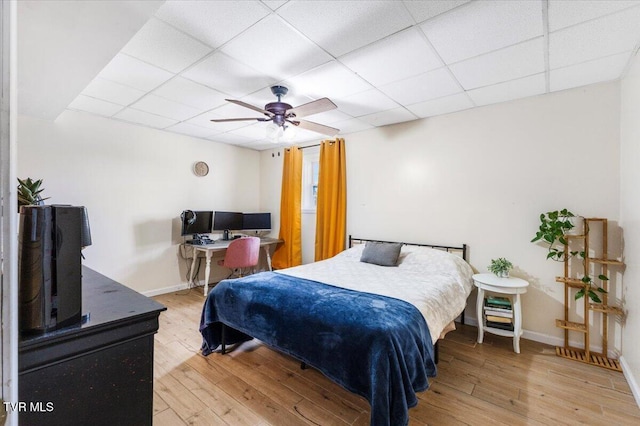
xmin=531 ymin=209 xmax=579 ymax=261
xmin=488 ymin=258 xmax=513 ymax=278
xmin=17 ymin=177 xmax=50 ymax=212
xmin=531 ymin=209 xmax=607 ymax=303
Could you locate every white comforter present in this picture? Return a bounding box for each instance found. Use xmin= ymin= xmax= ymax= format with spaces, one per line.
xmin=277 ymin=244 xmax=474 ymax=343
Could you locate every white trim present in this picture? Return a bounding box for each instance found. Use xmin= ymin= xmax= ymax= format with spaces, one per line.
xmin=1 ymin=1 xmax=19 ymax=423
xmin=141 ymin=282 xmax=191 ymax=297
xmin=463 ymin=313 xmax=617 ymax=357
xmin=620 ymin=356 xmax=640 ymax=409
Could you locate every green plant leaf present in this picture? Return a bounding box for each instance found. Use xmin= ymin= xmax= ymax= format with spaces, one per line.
xmin=575 ymin=288 xmax=585 ymax=300
xmin=598 ymin=274 xmax=609 ymax=281
xmin=559 ymin=237 xmax=567 ymax=245
xmin=596 ymin=287 xmax=607 ymax=293
xmin=588 ymin=290 xmax=602 ymax=303
xmin=581 ymin=276 xmax=591 ymax=283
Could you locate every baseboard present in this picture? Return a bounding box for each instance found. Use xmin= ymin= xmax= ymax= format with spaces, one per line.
xmin=142 ymin=282 xmax=190 ymax=297
xmin=462 ymin=313 xmax=615 ymax=357
xmin=620 ymin=356 xmax=640 ymax=409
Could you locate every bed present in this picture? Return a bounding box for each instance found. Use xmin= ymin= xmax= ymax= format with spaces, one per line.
xmin=200 ymin=237 xmax=474 ymax=426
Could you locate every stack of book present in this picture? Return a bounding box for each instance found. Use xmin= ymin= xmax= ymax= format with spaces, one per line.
xmin=484 ymin=296 xmax=514 ymax=331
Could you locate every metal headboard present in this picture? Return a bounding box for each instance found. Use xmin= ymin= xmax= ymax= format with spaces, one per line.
xmin=348 ymin=235 xmax=468 ymax=261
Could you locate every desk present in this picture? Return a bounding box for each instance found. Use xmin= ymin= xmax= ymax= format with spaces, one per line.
xmin=187 ymin=237 xmax=281 ymax=295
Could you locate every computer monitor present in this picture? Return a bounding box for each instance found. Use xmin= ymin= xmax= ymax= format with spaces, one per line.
xmin=180 ymin=210 xmax=213 ymax=243
xmin=242 ymin=213 xmax=271 ymax=231
xmin=213 ymin=211 xmax=243 ymax=240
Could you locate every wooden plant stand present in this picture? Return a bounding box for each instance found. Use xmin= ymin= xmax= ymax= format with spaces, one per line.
xmin=554 ymin=218 xmax=624 ymax=372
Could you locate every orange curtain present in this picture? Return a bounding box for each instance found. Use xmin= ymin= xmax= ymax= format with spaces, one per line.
xmin=272 ymin=146 xmax=303 ymax=269
xmin=315 ymin=138 xmax=347 ymax=261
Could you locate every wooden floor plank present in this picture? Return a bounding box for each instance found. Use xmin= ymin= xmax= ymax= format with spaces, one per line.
xmin=152 ymin=289 xmax=640 ymax=425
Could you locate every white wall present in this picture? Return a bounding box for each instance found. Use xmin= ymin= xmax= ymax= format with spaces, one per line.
xmin=17 ymin=111 xmax=261 ymax=294
xmin=620 ymin=51 xmax=640 ymax=404
xmin=261 ymin=82 xmax=622 ymax=349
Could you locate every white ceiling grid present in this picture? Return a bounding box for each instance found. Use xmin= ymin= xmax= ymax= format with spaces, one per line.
xmin=65 ymin=0 xmax=640 ymax=151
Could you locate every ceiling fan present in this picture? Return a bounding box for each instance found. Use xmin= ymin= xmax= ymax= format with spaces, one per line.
xmin=210 ymin=85 xmax=340 ymax=139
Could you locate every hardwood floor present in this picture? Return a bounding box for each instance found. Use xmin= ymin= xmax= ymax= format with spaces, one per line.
xmin=152 ymin=288 xmax=640 ymax=425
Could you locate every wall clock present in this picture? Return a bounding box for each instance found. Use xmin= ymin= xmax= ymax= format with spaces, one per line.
xmin=193 ymin=161 xmax=209 ymax=177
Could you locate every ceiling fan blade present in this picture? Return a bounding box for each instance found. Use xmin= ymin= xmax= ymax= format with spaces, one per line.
xmin=226 ymin=99 xmax=273 ymax=116
xmin=294 ymin=119 xmax=340 ymax=136
xmin=210 ymin=117 xmax=268 ymax=122
xmin=287 ymin=98 xmax=337 ymax=118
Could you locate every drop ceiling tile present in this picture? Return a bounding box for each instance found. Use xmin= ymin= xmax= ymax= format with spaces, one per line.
xmin=206 ymin=132 xmax=253 ymax=145
xmin=403 ymin=0 xmax=471 ymax=23
xmin=122 ymin=18 xmax=212 ymax=73
xmin=182 ymin=52 xmax=275 ymax=97
xmin=467 ymin=73 xmax=546 ymax=106
xmin=549 ymin=8 xmax=640 ymax=70
xmin=114 ymin=108 xmax=179 ymax=129
xmin=68 ymin=95 xmax=123 ymax=117
xmin=165 ymin=122 xmax=217 ymax=138
xmin=379 ymin=67 xmax=461 ymax=105
xmin=81 ymin=77 xmax=146 ymax=106
xmin=333 ymin=118 xmax=373 ymax=134
xmin=407 ymin=93 xmax=473 ymax=118
xmin=156 ymin=0 xmax=270 ymax=48
xmin=339 ymin=28 xmax=443 ymax=87
xmin=188 ymin=111 xmax=253 ymax=132
xmin=449 ymin=38 xmax=545 ymax=90
xmin=358 ymin=107 xmax=417 ymax=127
xmin=277 ymin=0 xmax=414 ymax=57
xmin=548 ymin=0 xmax=640 ymax=32
xmin=241 ymin=86 xmax=313 ymax=110
xmin=550 ymin=51 xmax=630 ymax=92
xmin=421 ymin=0 xmax=542 ymax=64
xmin=228 ymin=123 xmax=270 ymax=140
xmin=221 ymin=15 xmax=332 ymax=81
xmin=130 ymin=94 xmax=202 ymax=121
xmin=305 ymin=109 xmax=352 ymax=124
xmin=262 ymin=1 xmax=288 ymax=11
xmin=211 ymin=102 xmax=267 ymax=119
xmin=334 ymin=89 xmax=400 ymax=117
xmin=285 ymin=61 xmax=372 ymax=100
xmin=97 ymin=53 xmax=174 ymax=91
xmin=153 ymin=77 xmax=228 ymax=110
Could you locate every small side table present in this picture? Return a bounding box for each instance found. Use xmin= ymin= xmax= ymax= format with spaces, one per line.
xmin=473 ymin=273 xmax=529 ymax=354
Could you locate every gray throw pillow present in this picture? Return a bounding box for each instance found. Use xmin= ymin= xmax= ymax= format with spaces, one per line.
xmin=360 ymin=241 xmax=402 ymax=267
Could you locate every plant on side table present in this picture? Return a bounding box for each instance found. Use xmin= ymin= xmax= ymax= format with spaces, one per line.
xmin=488 ymin=258 xmax=513 ymax=278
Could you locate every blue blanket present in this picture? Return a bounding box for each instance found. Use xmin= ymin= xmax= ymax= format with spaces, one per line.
xmin=200 ymin=272 xmax=436 ymax=426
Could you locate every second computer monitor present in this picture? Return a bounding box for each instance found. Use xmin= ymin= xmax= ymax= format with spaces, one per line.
xmin=242 ymin=213 xmax=271 ymax=231
xmin=213 ymin=211 xmax=243 ymax=240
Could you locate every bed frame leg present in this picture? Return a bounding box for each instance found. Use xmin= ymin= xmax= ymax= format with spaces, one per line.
xmin=221 ymin=323 xmax=226 ymax=355
xmin=434 ymin=341 xmax=439 ymax=364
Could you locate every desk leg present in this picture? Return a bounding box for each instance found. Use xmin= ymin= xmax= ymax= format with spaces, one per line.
xmin=513 ymin=293 xmax=522 ymax=354
xmin=263 ymin=246 xmax=273 ymax=271
xmin=476 ymin=287 xmax=485 ymax=344
xmin=188 ymin=250 xmax=198 ymax=289
xmin=204 ymin=251 xmax=213 ymax=296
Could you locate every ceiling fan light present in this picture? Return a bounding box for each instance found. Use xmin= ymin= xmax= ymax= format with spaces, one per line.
xmin=265 ymin=122 xmax=279 ymax=139
xmin=282 ymin=125 xmax=297 ymax=142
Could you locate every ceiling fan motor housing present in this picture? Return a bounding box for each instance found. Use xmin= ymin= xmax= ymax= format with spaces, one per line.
xmin=265 ymin=102 xmax=293 ymax=125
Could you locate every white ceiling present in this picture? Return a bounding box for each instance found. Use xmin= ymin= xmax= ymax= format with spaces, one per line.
xmin=23 ymin=1 xmax=640 ymax=151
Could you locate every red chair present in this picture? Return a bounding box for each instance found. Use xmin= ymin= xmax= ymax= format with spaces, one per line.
xmin=218 ymin=237 xmax=261 ymax=278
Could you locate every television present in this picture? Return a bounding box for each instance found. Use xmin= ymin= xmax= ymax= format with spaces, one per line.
xmin=180 ymin=210 xmax=213 ymax=243
xmin=213 ymin=211 xmax=243 ymax=240
xmin=242 ymin=213 xmax=271 ymax=231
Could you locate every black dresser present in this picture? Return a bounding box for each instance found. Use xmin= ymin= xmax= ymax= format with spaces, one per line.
xmin=19 ymin=267 xmax=166 ymax=426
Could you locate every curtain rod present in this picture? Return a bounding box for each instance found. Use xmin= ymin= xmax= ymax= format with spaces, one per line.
xmin=299 ymin=140 xmax=336 ymax=150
